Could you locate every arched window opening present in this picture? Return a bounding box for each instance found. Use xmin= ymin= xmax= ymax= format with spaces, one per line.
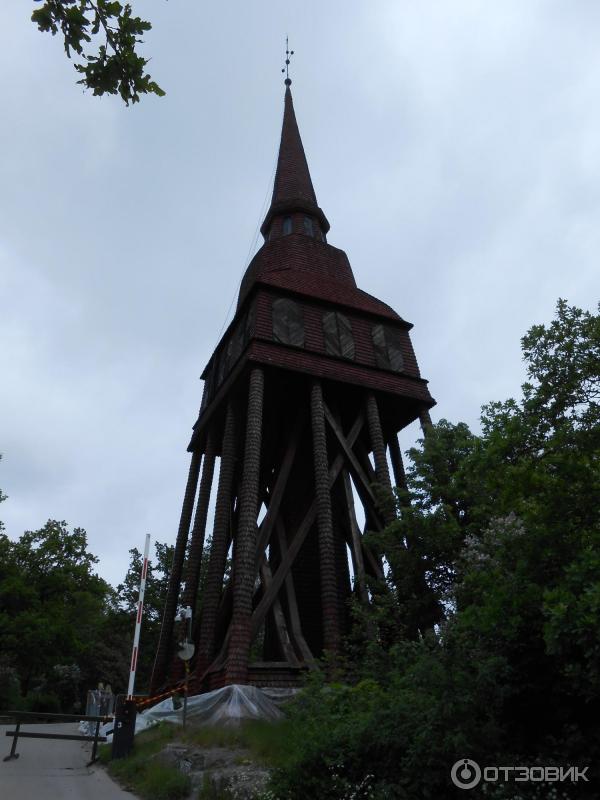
xmin=282 ymin=216 xmax=292 ymax=235
xmin=272 ymin=297 xmax=305 ymax=347
xmin=323 ymin=311 xmax=355 ymax=360
xmin=303 ymin=216 xmax=314 ymax=237
xmin=371 ymin=324 xmax=404 ymax=372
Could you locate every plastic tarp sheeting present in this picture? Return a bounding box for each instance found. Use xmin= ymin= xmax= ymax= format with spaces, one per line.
xmin=259 ymin=686 xmax=299 ymax=706
xmin=81 ymin=684 xmax=298 ymax=742
xmin=136 ymin=685 xmax=284 ymax=733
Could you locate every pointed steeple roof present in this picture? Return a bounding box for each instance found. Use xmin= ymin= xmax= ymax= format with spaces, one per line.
xmin=260 ymin=85 xmax=330 ymax=237
xmin=272 ymin=86 xmax=317 ymax=206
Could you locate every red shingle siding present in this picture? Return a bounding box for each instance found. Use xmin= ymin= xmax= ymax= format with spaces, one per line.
xmin=255 ymin=287 xmax=420 ymax=377
xmin=199 ymin=286 xmax=431 ymax=418
xmin=248 ymin=340 xmax=432 ymax=402
xmin=238 ymin=234 xmax=357 ymax=308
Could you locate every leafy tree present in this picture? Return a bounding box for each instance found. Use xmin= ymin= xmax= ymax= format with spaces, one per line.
xmin=271 ymin=300 xmax=600 ymax=798
xmin=31 ymin=1 xmax=164 ymax=104
xmin=111 ymin=538 xmax=216 ymax=690
xmin=0 ymin=520 xmax=111 ymax=703
xmin=109 ymin=540 xmax=174 ymax=692
xmin=116 ymin=540 xmax=173 ymax=621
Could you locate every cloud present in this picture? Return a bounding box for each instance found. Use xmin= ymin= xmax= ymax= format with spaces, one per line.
xmin=1 ymin=2 xmax=598 ymax=585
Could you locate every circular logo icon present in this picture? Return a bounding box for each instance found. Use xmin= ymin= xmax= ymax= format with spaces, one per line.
xmin=451 ymin=759 xmax=482 ymax=790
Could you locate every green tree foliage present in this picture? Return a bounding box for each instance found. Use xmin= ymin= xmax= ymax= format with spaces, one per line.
xmin=109 ymin=540 xmax=174 ymax=692
xmin=271 ymin=300 xmax=600 ymax=799
xmin=0 ymin=520 xmax=111 ymax=703
xmin=0 ymin=515 xmax=173 ymax=708
xmin=31 ymin=1 xmax=164 ymax=104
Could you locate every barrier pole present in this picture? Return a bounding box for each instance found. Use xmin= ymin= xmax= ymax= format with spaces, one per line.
xmin=3 ymin=722 xmax=20 ymax=761
xmin=127 ymin=533 xmax=151 ymax=698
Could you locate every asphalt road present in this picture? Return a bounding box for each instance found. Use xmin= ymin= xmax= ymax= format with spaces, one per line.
xmin=0 ymin=723 xmax=135 ymax=800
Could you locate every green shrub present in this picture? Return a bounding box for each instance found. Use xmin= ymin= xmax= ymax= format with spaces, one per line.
xmin=23 ymin=691 xmax=61 ymax=714
xmin=106 ymin=723 xmax=190 ymax=800
xmin=0 ymin=662 xmax=22 ymax=710
xmin=134 ymin=762 xmax=191 ymax=800
xmin=184 ymin=718 xmax=291 ymax=766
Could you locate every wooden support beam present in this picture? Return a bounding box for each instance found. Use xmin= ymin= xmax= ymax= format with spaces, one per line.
xmin=322 ymin=403 xmax=376 ymax=506
xmin=251 ymin=410 xmax=365 ymax=637
xmin=276 ymin=520 xmax=316 ymax=667
xmin=341 ymin=470 xmax=369 ymax=604
xmin=388 ymin=433 xmax=408 ymax=494
xmin=311 ymin=380 xmax=340 ymax=653
xmin=419 ymin=408 xmax=433 ymax=434
xmin=169 ymin=434 xmax=219 ymax=683
xmin=227 ymin=367 xmax=265 ymax=684
xmin=321 ymin=403 xmax=387 ymax=534
xmin=150 ymin=449 xmax=201 ymax=693
xmin=182 ymin=433 xmax=217 ymax=613
xmin=346 ymin=439 xmax=385 ymax=533
xmin=366 ymin=392 xmax=396 ymax=525
xmin=259 ymin=560 xmax=299 ymax=666
xmin=194 ymin=402 xmax=237 ymax=678
xmin=254 ymin=414 xmax=302 ymax=568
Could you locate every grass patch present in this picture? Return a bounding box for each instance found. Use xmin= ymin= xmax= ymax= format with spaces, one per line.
xmin=183 ymin=718 xmax=293 ymax=767
xmin=100 ymin=722 xmax=191 ymax=800
xmin=98 ymin=717 xmax=292 ymax=799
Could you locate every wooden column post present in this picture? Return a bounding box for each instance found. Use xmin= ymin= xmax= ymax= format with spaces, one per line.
xmin=169 ymin=434 xmax=218 ymax=683
xmin=227 ymin=368 xmax=265 ymax=684
xmin=181 ymin=433 xmax=217 ymax=615
xmin=366 ymin=392 xmax=395 ymax=525
xmin=342 ymin=470 xmax=369 ymax=605
xmin=419 ymin=408 xmax=433 ymax=434
xmin=150 ymin=449 xmax=201 ymax=693
xmin=195 ymin=403 xmax=237 ymax=677
xmin=310 ymin=380 xmax=340 ymax=654
xmin=388 ymin=433 xmax=408 ymax=494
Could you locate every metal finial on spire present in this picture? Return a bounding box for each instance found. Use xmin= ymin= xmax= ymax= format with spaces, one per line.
xmin=281 ymin=36 xmax=294 ymax=86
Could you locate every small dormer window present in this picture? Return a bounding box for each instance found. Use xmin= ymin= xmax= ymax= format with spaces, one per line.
xmin=303 ymin=216 xmax=314 ymax=237
xmin=323 ymin=311 xmax=355 ymax=359
xmin=272 ymin=297 xmax=304 ymax=347
xmin=283 ymin=216 xmax=292 ymax=235
xmin=371 ymin=324 xmax=404 ymax=372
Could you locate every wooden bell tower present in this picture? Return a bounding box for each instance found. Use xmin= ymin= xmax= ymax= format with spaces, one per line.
xmin=150 ymin=78 xmax=435 ymax=695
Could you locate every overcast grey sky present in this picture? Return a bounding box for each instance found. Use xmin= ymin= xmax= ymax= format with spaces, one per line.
xmin=1 ymin=1 xmax=598 ymax=585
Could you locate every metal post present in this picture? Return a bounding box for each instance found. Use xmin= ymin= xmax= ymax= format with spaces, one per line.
xmin=89 ymin=720 xmax=101 ymax=765
xmin=183 ymin=661 xmax=190 ymax=729
xmin=128 ymin=533 xmax=151 ymax=699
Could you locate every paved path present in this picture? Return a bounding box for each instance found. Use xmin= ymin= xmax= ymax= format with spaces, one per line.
xmin=0 ymin=723 xmax=135 ymax=800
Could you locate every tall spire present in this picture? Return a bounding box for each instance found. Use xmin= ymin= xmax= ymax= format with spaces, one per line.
xmin=271 ymin=86 xmax=318 ymax=208
xmin=260 ymin=81 xmax=330 ymax=238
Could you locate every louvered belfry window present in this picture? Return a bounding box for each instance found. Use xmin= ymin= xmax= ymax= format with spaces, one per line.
xmin=272 ymin=298 xmax=305 ymax=347
xmin=323 ymin=311 xmax=355 ymax=360
xmin=371 ymin=324 xmax=404 ymax=372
